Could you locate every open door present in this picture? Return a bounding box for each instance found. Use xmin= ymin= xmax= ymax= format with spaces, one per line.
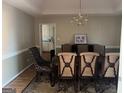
xmin=42 ymin=24 xmax=55 ymax=52
xmin=39 ymin=23 xmax=56 ymax=60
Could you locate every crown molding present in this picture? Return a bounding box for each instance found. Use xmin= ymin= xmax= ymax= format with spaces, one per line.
xmin=3 ymin=0 xmax=121 ymax=16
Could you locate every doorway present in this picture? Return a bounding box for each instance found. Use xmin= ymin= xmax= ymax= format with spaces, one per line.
xmin=39 ymin=23 xmax=56 ymax=61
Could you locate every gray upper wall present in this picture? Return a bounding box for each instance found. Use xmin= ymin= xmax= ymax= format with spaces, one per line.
xmin=34 ymin=15 xmax=121 ymax=48
xmin=2 ymin=2 xmax=35 ymax=57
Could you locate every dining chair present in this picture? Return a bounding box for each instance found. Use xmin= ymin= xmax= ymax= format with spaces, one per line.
xmin=79 ymin=52 xmax=99 ymax=92
xmin=103 ymin=53 xmax=119 ymax=77
xmin=29 ymin=47 xmax=55 ymax=87
xmin=101 ymin=53 xmax=119 ymax=88
xmin=94 ymin=44 xmax=105 ymax=56
xmin=93 ymin=44 xmax=105 ymax=77
xmin=57 ymin=52 xmax=77 ymax=93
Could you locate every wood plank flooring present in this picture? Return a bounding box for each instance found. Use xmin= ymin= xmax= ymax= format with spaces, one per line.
xmin=4 ymin=65 xmax=36 ymax=93
xmin=3 ymin=53 xmax=49 ymax=93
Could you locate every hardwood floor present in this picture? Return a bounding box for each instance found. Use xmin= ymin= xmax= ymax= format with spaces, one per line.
xmin=3 ymin=53 xmax=50 ymax=93
xmin=4 ymin=65 xmax=36 ymax=93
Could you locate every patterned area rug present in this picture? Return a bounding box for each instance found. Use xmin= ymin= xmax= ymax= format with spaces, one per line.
xmin=23 ymin=75 xmax=117 ymax=93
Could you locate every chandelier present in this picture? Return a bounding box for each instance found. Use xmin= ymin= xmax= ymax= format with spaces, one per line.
xmin=71 ymin=0 xmax=88 ymax=26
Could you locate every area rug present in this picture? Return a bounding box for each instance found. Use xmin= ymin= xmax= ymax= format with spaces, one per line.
xmin=23 ymin=75 xmax=117 ymax=93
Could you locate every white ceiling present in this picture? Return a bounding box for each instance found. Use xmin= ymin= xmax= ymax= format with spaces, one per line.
xmin=3 ymin=0 xmax=122 ymax=16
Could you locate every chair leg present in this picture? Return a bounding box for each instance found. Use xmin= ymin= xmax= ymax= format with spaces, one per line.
xmin=80 ymin=79 xmax=87 ymax=93
xmin=94 ymin=78 xmax=98 ymax=93
xmin=35 ymin=71 xmax=38 ymax=82
xmin=73 ymin=78 xmax=77 ymax=93
xmin=49 ymin=72 xmax=55 ymax=87
xmin=80 ymin=79 xmax=83 ymax=91
xmin=56 ymin=79 xmax=61 ymax=93
xmin=63 ymin=80 xmax=68 ymax=93
xmin=79 ymin=78 xmax=81 ymax=91
xmin=35 ymin=71 xmax=41 ymax=82
xmin=80 ymin=78 xmax=91 ymax=93
xmin=56 ymin=79 xmax=68 ymax=93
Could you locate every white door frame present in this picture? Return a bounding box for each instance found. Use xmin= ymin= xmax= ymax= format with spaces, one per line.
xmin=39 ymin=23 xmax=42 ymax=54
xmin=39 ymin=23 xmax=57 ymax=54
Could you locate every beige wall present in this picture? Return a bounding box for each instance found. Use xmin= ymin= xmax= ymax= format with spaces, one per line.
xmin=2 ymin=2 xmax=35 ymax=86
xmin=3 ymin=2 xmax=35 ymax=56
xmin=35 ymin=15 xmax=121 ymax=47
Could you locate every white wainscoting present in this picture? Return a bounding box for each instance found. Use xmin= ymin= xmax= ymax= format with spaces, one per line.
xmin=2 ymin=47 xmax=33 ymax=87
xmin=2 ymin=64 xmax=33 ymax=87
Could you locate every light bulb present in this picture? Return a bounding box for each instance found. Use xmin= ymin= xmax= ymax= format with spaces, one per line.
xmin=84 ymin=18 xmax=88 ymax=22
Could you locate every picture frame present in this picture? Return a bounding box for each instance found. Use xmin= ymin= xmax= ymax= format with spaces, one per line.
xmin=75 ymin=34 xmax=87 ymax=44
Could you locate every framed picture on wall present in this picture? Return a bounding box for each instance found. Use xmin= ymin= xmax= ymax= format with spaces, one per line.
xmin=75 ymin=34 xmax=87 ymax=44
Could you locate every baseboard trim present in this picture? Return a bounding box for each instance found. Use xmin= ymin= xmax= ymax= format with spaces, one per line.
xmin=2 ymin=64 xmax=33 ymax=87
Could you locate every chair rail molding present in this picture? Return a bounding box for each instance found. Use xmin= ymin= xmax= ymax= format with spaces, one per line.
xmin=105 ymin=46 xmax=120 ymax=49
xmin=56 ymin=45 xmax=120 ymax=49
xmin=2 ymin=48 xmax=29 ymax=61
xmin=36 ymin=45 xmax=40 ymax=48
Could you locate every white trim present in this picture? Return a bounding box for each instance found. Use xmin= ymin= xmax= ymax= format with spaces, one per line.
xmin=2 ymin=64 xmax=33 ymax=87
xmin=2 ymin=48 xmax=29 ymax=61
xmin=39 ymin=23 xmax=42 ymax=54
xmin=53 ymin=24 xmax=57 ymax=54
xmin=41 ymin=9 xmax=121 ymax=15
xmin=105 ymin=46 xmax=120 ymax=49
xmin=56 ymin=45 xmax=120 ymax=49
xmin=36 ymin=45 xmax=120 ymax=50
xmin=56 ymin=45 xmax=61 ymax=48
